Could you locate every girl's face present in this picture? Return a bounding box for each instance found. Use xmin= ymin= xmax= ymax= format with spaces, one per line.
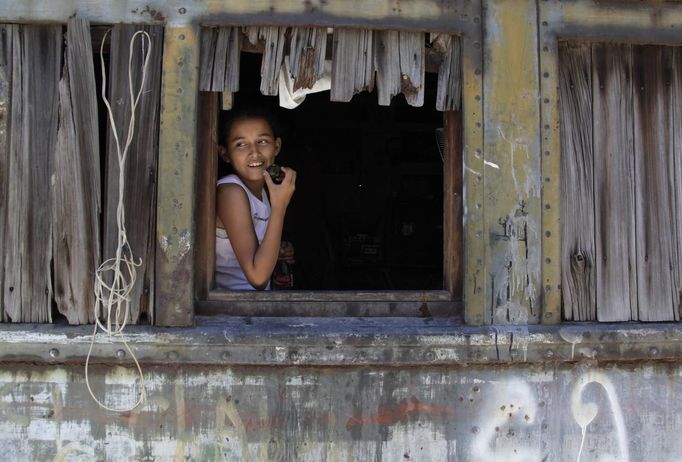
xmin=222 ymin=117 xmax=282 ymax=192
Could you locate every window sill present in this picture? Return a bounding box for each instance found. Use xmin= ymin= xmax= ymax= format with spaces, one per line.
xmin=1 ymin=318 xmax=681 ymax=366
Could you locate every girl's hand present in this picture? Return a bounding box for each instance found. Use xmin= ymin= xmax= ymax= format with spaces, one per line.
xmin=264 ymin=166 xmax=296 ymax=211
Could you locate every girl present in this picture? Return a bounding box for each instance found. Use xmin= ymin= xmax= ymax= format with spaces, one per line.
xmin=215 ymin=108 xmax=297 ymax=290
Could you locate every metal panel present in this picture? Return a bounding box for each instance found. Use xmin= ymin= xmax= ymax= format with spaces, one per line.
xmin=482 ymin=0 xmax=541 ymax=325
xmin=155 ymin=26 xmax=199 ymax=327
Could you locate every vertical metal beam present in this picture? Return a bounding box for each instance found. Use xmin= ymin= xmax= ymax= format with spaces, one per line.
xmin=155 ymin=26 xmax=199 ymax=327
xmin=461 ymin=22 xmax=485 ymax=324
xmin=538 ymin=6 xmax=561 ymax=324
xmin=482 ymin=0 xmax=542 ymax=325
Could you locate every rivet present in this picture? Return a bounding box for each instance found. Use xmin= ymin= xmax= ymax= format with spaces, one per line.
xmin=544 ymin=98 xmax=550 ymax=104
xmin=545 ymin=311 xmax=554 ymax=318
xmin=543 ymin=72 xmax=549 ymax=78
xmin=545 ymin=349 xmax=554 ymax=359
xmin=473 ymin=17 xmax=480 ymax=24
xmin=424 ymin=350 xmax=436 ymax=362
xmin=545 ymin=231 xmax=551 ymax=237
xmin=289 ymin=351 xmax=300 ymax=361
xmin=475 ymin=95 xmax=481 ymax=101
xmin=221 ymin=352 xmax=231 ymax=360
xmin=167 ymin=351 xmax=179 ymax=360
xmin=475 ymin=122 xmax=481 ymax=128
xmin=178 ymin=7 xmax=187 ymax=14
xmin=541 ymin=21 xmax=548 ymax=26
xmin=544 ymin=124 xmax=550 ymax=130
xmin=649 ymin=347 xmax=659 ymax=356
xmin=545 ymin=203 xmax=551 ymax=209
xmin=49 ymin=348 xmax=59 ymax=358
xmin=475 ymin=68 xmax=482 ymax=75
xmin=472 ymin=426 xmax=480 ymax=434
xmin=116 ymin=349 xmax=126 ymax=359
xmin=544 ymin=151 xmax=550 ymax=156
xmin=178 ymin=34 xmax=186 ymax=40
xmin=474 ymin=41 xmax=481 ymax=49
xmin=545 ymin=258 xmax=551 ymax=264
xmin=476 ymin=231 xmax=482 ymax=238
xmin=545 ymin=177 xmax=551 ymax=183
xmin=545 ymin=285 xmax=551 ymax=292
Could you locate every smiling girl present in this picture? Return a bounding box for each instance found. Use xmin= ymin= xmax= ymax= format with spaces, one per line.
xmin=215 ymin=107 xmax=297 ymax=290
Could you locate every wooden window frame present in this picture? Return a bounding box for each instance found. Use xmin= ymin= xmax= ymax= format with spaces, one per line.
xmin=194 ymin=90 xmax=464 ymax=317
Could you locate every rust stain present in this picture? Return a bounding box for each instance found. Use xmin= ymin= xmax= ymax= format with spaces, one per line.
xmin=131 ymin=5 xmax=166 ymax=22
xmin=345 ymin=397 xmax=452 ymax=427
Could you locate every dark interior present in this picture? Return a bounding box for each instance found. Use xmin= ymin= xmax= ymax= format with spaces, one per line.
xmin=222 ymin=52 xmax=445 ymax=290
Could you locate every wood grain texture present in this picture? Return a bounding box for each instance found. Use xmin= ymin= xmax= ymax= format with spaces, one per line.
xmin=103 ymin=24 xmax=163 ymax=325
xmin=52 ymin=19 xmax=101 ymax=324
xmin=398 ymin=31 xmax=425 ymax=107
xmin=259 ymin=26 xmax=286 ymax=96
xmin=199 ymin=26 xmax=240 ymax=92
xmin=435 ymin=34 xmax=461 ymax=111
xmin=331 ymin=28 xmax=374 ymax=102
xmin=673 ymin=48 xmax=682 ymax=320
xmin=288 ymin=27 xmax=327 ymax=91
xmin=633 ymin=45 xmax=679 ymax=321
xmin=558 ymin=43 xmax=595 ymax=321
xmin=374 ymin=30 xmax=400 ymax=106
xmin=443 ymin=111 xmax=463 ymax=302
xmin=4 ymin=25 xmax=61 ymax=323
xmin=194 ymin=92 xmax=218 ymax=300
xmin=0 ymin=25 xmax=13 ymax=322
xmin=592 ymin=43 xmax=637 ymax=322
xmin=198 ymin=27 xmax=217 ymax=91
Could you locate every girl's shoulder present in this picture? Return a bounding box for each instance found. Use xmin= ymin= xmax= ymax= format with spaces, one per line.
xmin=217 ymin=173 xmax=243 ymax=187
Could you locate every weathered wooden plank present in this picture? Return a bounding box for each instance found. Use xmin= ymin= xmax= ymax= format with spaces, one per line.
xmin=194 ymin=92 xmax=218 ymax=300
xmin=209 ymin=26 xmax=240 ymax=92
xmin=288 ymin=27 xmax=327 ymax=91
xmin=0 ymin=25 xmax=13 ymax=322
xmin=434 ymin=34 xmax=461 ymax=111
xmin=198 ymin=27 xmax=217 ymax=91
xmin=633 ymin=45 xmax=679 ymax=321
xmin=443 ymin=111 xmax=463 ymax=301
xmin=51 ymin=19 xmax=101 ymax=325
xmin=156 ymin=26 xmax=199 ymax=327
xmin=260 ymin=26 xmax=286 ymax=96
xmin=398 ymin=31 xmax=425 ymax=107
xmin=673 ymin=48 xmax=682 ymax=320
xmin=592 ymin=43 xmax=637 ymax=322
xmin=558 ymin=43 xmax=595 ymax=321
xmin=243 ymin=26 xmax=259 ymax=46
xmin=4 ymin=25 xmax=61 ymax=323
xmin=103 ymin=24 xmax=164 ymax=325
xmin=331 ymin=28 xmax=374 ymax=102
xmin=374 ymin=30 xmax=400 ymax=106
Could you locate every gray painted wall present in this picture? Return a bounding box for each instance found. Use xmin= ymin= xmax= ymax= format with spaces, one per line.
xmin=0 ymin=361 xmax=677 ymax=461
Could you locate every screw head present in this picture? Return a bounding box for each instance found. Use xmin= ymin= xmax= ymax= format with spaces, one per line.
xmin=116 ymin=349 xmax=126 ymax=359
xmin=49 ymin=348 xmax=59 ymax=358
xmin=167 ymin=351 xmax=179 ymax=360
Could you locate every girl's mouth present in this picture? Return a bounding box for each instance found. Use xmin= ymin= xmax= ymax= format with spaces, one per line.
xmin=247 ymin=161 xmax=264 ymax=168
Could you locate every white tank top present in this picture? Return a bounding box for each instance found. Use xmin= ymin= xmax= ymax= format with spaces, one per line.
xmin=215 ymin=174 xmax=271 ymax=290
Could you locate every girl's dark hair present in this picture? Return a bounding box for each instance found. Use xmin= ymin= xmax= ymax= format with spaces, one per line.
xmin=219 ymin=105 xmax=282 ymax=146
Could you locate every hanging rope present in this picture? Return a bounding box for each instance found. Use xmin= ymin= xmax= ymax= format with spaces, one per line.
xmin=85 ymin=29 xmax=151 ymax=413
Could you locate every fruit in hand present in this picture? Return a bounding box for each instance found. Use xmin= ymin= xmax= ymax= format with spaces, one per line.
xmin=266 ymin=164 xmax=285 ymax=184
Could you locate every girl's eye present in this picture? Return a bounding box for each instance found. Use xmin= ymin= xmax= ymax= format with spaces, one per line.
xmin=257 ymin=139 xmax=269 ymax=145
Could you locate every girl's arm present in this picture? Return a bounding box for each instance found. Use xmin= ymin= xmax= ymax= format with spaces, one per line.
xmin=217 ymin=168 xmax=296 ymax=290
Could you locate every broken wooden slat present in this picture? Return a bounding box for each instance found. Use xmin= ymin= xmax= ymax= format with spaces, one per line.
xmin=199 ymin=27 xmax=240 ymax=92
xmin=51 ymin=18 xmax=101 ymax=325
xmin=435 ymin=34 xmax=461 ymax=111
xmin=198 ymin=27 xmax=217 ymax=91
xmin=4 ymin=25 xmax=61 ymax=323
xmin=288 ymin=27 xmax=327 ymax=91
xmin=592 ymin=43 xmax=637 ymax=322
xmin=633 ymin=45 xmax=679 ymax=321
xmin=559 ymin=43 xmax=595 ymax=321
xmin=374 ymin=30 xmax=400 ymax=106
xmin=673 ymin=48 xmax=682 ymax=320
xmin=331 ymin=28 xmax=374 ymax=102
xmin=103 ymin=24 xmax=164 ymax=325
xmin=399 ymin=31 xmax=425 ymax=107
xmin=260 ymin=26 xmax=286 ymax=96
xmin=0 ymin=25 xmax=13 ymax=322
xmin=243 ymin=26 xmax=259 ymax=47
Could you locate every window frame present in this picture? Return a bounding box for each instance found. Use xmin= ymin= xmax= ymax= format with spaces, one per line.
xmin=192 ymin=33 xmax=465 ymax=317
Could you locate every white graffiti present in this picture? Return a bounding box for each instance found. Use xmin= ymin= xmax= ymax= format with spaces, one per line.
xmin=571 ymin=371 xmax=629 ymax=462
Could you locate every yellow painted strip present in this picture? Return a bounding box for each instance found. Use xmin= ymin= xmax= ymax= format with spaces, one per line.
xmin=155 ymin=26 xmax=199 ymax=327
xmin=483 ymin=0 xmax=542 ymax=325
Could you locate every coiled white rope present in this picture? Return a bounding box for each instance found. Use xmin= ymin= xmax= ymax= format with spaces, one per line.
xmin=85 ymin=29 xmax=151 ymax=412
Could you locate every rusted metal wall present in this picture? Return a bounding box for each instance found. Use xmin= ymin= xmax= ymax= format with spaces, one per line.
xmin=1 ymin=361 xmax=680 ymax=461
